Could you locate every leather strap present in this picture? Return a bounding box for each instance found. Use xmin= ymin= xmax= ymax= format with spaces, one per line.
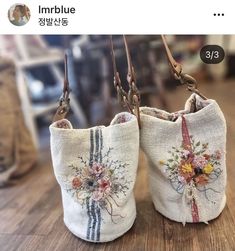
xmin=161 ymin=35 xmax=182 ymax=78
xmin=123 ymin=35 xmax=136 ymax=85
xmin=161 ymin=35 xmax=207 ymax=100
xmin=110 ymin=35 xmax=141 ymax=128
xmin=53 ymin=54 xmax=70 ymax=122
xmin=123 ymin=35 xmax=141 ymax=128
xmin=63 ymin=53 xmax=70 ymax=96
xmin=110 ymin=35 xmax=131 ymax=111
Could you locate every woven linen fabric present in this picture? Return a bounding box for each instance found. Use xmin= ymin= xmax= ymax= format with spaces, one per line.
xmin=140 ymin=94 xmax=227 ymax=225
xmin=50 ymin=112 xmax=139 ymax=242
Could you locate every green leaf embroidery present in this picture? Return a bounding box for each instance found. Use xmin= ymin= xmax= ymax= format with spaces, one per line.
xmin=196 ymin=141 xmax=200 ymax=147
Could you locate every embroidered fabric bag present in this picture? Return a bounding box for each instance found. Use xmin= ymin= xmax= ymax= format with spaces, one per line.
xmin=50 ymin=49 xmax=139 ymax=242
xmin=140 ymin=36 xmax=227 ymax=225
xmin=50 ymin=113 xmax=139 ymax=242
xmin=0 ymin=57 xmax=37 ymax=185
xmin=140 ymin=94 xmax=226 ymax=224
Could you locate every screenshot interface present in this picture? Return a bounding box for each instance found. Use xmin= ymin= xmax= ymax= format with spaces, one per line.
xmin=0 ymin=1 xmax=234 ymax=251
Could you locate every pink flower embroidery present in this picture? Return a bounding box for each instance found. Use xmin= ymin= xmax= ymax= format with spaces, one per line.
xmin=90 ymin=162 xmax=105 ymax=176
xmin=203 ymin=154 xmax=210 ymax=160
xmin=72 ymin=177 xmax=82 ymax=189
xmin=193 ymin=156 xmax=207 ymax=168
xmin=160 ymin=137 xmax=222 ymax=188
xmin=178 ymin=175 xmax=186 ymax=184
xmin=98 ymin=179 xmax=111 ymax=193
xmin=92 ymin=189 xmax=104 ymax=201
xmin=181 ymin=150 xmax=190 ymax=158
xmin=66 ymin=148 xmax=130 ymax=220
xmin=215 ymin=150 xmax=221 ymax=160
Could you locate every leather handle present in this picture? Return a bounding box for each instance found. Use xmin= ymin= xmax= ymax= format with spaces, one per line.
xmin=161 ymin=35 xmax=182 ymax=77
xmin=123 ymin=35 xmax=136 ymax=85
xmin=123 ymin=35 xmax=141 ymax=128
xmin=110 ymin=35 xmax=132 ymax=112
xmin=110 ymin=35 xmax=141 ymax=128
xmin=63 ymin=54 xmax=70 ymax=95
xmin=53 ymin=54 xmax=70 ymax=122
xmin=161 ymin=35 xmax=207 ymax=100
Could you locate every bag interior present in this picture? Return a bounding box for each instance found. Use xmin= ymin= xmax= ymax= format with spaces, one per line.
xmin=140 ymin=94 xmax=212 ymax=122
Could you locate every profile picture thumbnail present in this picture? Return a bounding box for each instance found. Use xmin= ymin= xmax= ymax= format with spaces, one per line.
xmin=8 ymin=3 xmax=30 ymax=26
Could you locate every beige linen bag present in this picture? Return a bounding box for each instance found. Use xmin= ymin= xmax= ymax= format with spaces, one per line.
xmin=50 ymin=113 xmax=139 ymax=242
xmin=140 ymin=36 xmax=227 ymax=225
xmin=140 ymin=94 xmax=226 ymax=224
xmin=50 ymin=42 xmax=140 ymax=242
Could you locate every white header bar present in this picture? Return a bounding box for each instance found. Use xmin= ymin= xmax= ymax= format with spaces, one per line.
xmin=0 ymin=0 xmax=232 ymax=34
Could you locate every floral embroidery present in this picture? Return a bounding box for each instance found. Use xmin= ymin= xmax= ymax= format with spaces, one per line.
xmin=55 ymin=126 xmax=134 ymax=242
xmin=160 ymin=139 xmax=222 ymax=189
xmin=159 ymin=116 xmax=223 ymax=223
xmin=62 ymin=147 xmax=130 ymax=222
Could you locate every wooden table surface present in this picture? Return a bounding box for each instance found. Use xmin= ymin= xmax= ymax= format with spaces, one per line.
xmin=0 ymin=81 xmax=235 ymax=251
